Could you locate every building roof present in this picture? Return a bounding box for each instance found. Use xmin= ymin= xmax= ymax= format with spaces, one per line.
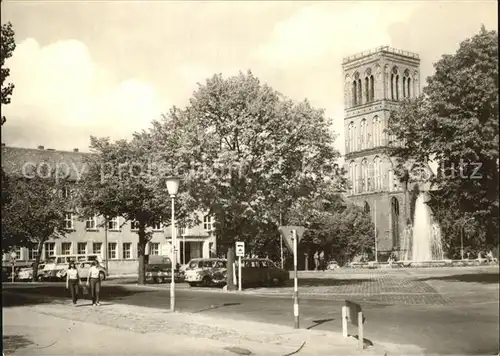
xmin=342 ymin=46 xmax=420 ymax=64
xmin=1 ymin=145 xmax=91 ymax=181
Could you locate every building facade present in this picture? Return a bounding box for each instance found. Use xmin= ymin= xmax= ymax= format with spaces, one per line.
xmin=1 ymin=145 xmax=216 ymax=274
xmin=342 ymin=46 xmax=421 ymax=259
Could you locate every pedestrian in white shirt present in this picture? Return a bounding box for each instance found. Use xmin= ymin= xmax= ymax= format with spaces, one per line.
xmin=86 ymin=261 xmax=101 ymax=306
xmin=66 ymin=262 xmax=81 ymax=306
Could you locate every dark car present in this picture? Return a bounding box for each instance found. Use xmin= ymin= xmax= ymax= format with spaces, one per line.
xmin=236 ymin=258 xmax=289 ymax=287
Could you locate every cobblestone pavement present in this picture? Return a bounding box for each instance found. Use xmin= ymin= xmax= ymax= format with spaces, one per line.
xmin=246 ymin=270 xmax=454 ymax=305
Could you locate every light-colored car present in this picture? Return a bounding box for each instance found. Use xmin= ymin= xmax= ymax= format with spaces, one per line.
xmin=17 ymin=263 xmax=46 ymax=281
xmin=185 ymin=258 xmax=227 ymax=287
xmin=57 ymin=261 xmax=107 ymax=280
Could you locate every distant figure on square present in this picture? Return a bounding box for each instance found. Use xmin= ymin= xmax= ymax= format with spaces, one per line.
xmin=319 ymin=250 xmax=325 ymax=271
xmin=86 ymin=261 xmax=101 ymax=306
xmin=313 ymin=251 xmax=319 ymax=271
xmin=66 ymin=262 xmax=81 ymax=306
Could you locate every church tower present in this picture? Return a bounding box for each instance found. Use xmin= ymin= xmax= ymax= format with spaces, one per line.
xmin=342 ymin=46 xmax=421 ymax=260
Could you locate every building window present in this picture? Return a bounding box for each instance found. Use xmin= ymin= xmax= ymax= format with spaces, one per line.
xmin=108 ymin=243 xmax=117 ymax=259
xmin=77 ymin=242 xmax=87 ymax=255
xmin=364 ymin=201 xmax=370 ymax=214
xmin=61 ymin=242 xmax=72 ymax=255
xmin=10 ymin=246 xmax=21 ymax=260
xmin=349 ymin=161 xmax=356 ymax=194
xmin=151 ymin=221 xmax=163 ymax=231
xmin=64 ymin=213 xmax=74 ymax=230
xmin=360 ymin=159 xmax=368 ymax=192
xmin=29 ymin=247 xmax=39 ymax=261
xmin=203 ymin=215 xmax=214 ymax=232
xmin=93 ymin=242 xmax=102 ymax=256
xmin=123 ymin=243 xmax=132 ymax=259
xmin=86 ymin=216 xmax=98 ymax=230
xmin=131 ymin=220 xmax=140 ymax=231
xmin=178 ymin=227 xmax=190 ymax=236
xmin=108 ymin=217 xmax=120 ymax=231
xmin=44 ymin=242 xmax=55 ymax=259
xmin=149 ymin=242 xmax=159 ymax=256
xmin=373 ymin=156 xmax=382 ymax=191
xmin=369 ymin=75 xmax=374 ymax=101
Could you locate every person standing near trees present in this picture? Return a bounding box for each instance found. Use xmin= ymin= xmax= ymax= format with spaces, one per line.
xmin=86 ymin=261 xmax=101 ymax=306
xmin=319 ymin=250 xmax=325 ymax=271
xmin=313 ymin=251 xmax=319 ymax=271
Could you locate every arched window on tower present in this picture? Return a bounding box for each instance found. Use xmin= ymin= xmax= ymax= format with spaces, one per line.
xmin=357 ymin=78 xmax=362 ymax=105
xmin=360 ymin=119 xmax=367 ymax=150
xmin=352 ymin=81 xmax=357 ymax=106
xmin=348 ymin=121 xmax=355 ymax=152
xmin=391 ymin=67 xmax=399 ymax=101
xmin=395 ymin=75 xmax=400 ymax=100
xmin=373 ymin=156 xmax=382 ymax=191
xmin=407 ymin=77 xmax=412 ymax=98
xmin=349 ymin=160 xmax=356 ymax=194
xmin=391 ymin=197 xmax=400 ymax=249
xmin=370 ymin=75 xmax=375 ymax=101
xmin=403 ymin=69 xmax=410 ymax=98
xmin=372 ymin=115 xmax=381 ymax=147
xmin=390 ymin=74 xmax=395 ymax=100
xmin=360 ymin=159 xmax=368 ymax=193
xmin=365 ymin=76 xmax=369 ymax=103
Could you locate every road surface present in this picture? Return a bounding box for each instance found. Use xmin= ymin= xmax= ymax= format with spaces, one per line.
xmin=3 ymin=275 xmax=499 ymax=356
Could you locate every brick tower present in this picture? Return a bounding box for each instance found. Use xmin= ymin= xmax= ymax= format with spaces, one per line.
xmin=342 ymin=46 xmax=421 ymax=260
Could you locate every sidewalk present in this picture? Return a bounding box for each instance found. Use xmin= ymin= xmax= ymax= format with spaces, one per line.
xmin=3 ymin=292 xmax=425 ymax=356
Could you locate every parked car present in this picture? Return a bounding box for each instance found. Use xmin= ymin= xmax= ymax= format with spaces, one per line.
xmin=185 ymin=258 xmax=227 ymax=287
xmin=17 ymin=263 xmax=46 ymax=281
xmin=235 ymin=258 xmax=289 ymax=287
xmin=145 ymin=255 xmax=184 ymax=283
xmin=326 ymin=260 xmax=340 ymax=270
xmin=57 ymin=261 xmax=107 ymax=281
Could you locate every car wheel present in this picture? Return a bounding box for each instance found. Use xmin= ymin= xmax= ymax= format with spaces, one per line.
xmin=202 ymin=276 xmax=211 ymax=287
xmin=99 ymin=271 xmax=106 ymax=281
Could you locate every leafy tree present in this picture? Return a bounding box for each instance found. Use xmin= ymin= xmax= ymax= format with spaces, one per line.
xmin=78 ymin=135 xmax=193 ymax=284
xmin=387 ymin=26 xmax=499 ymax=253
xmin=288 ymin=186 xmax=374 ymax=265
xmin=2 ymin=169 xmax=69 ymax=279
xmin=1 ymin=6 xmax=16 ymax=126
xmin=150 ymin=71 xmax=342 ymax=289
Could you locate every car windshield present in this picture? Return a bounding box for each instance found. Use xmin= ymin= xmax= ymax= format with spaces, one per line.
xmin=189 ymin=260 xmax=201 ymax=269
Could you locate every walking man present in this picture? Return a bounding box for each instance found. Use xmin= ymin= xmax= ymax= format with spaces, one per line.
xmin=86 ymin=261 xmax=101 ymax=306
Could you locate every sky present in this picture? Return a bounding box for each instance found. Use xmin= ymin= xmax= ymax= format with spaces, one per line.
xmin=1 ymin=0 xmax=497 ymax=156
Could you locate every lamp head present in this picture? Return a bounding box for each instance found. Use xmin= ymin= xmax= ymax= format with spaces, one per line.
xmin=165 ymin=176 xmax=180 ymax=197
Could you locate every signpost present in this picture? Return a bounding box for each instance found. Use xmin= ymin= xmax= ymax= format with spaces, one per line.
xmin=10 ymin=252 xmax=17 ymax=283
xmin=278 ymin=226 xmax=305 ymax=329
xmin=235 ymin=241 xmax=245 ymax=292
xmin=342 ymin=300 xmax=366 ymax=350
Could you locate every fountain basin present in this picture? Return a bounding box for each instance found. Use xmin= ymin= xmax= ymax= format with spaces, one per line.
xmin=345 ymin=259 xmax=497 ymax=269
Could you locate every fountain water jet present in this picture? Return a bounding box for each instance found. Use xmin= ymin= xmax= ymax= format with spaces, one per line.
xmin=410 ymin=192 xmax=444 ymax=261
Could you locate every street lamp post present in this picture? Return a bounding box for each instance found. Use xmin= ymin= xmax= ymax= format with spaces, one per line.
xmin=166 ymin=176 xmax=180 ymax=312
xmin=460 ymin=217 xmax=474 ymax=260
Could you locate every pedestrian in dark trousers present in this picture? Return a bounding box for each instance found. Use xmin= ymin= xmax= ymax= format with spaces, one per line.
xmin=66 ymin=262 xmax=81 ymax=306
xmin=86 ymin=261 xmax=101 ymax=306
xmin=319 ymin=250 xmax=325 ymax=271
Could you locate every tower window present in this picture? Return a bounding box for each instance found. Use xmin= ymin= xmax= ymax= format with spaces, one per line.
xmin=352 ymin=81 xmax=357 ymax=106
xmin=370 ymin=75 xmax=374 ymax=101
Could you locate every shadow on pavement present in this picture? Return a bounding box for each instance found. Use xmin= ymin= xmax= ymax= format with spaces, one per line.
xmin=2 ymin=285 xmax=151 ymax=308
xmin=2 ymin=335 xmax=34 ymax=354
xmin=419 ymin=273 xmax=499 ymax=284
xmin=193 ymin=302 xmax=242 ymax=313
xmin=307 ymin=318 xmax=335 ymax=330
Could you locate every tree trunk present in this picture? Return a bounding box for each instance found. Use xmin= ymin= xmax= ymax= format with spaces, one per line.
xmin=32 ymin=241 xmax=44 ymax=281
xmin=137 ymin=226 xmax=146 ymax=285
xmin=226 ymin=246 xmax=236 ymax=291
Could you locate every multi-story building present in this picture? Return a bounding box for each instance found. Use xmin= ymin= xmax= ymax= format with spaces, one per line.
xmin=342 ymin=46 xmax=421 ymax=260
xmin=1 ymin=144 xmax=217 ymax=274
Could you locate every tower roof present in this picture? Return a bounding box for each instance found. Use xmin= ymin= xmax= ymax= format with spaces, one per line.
xmin=342 ymin=46 xmax=420 ymax=65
